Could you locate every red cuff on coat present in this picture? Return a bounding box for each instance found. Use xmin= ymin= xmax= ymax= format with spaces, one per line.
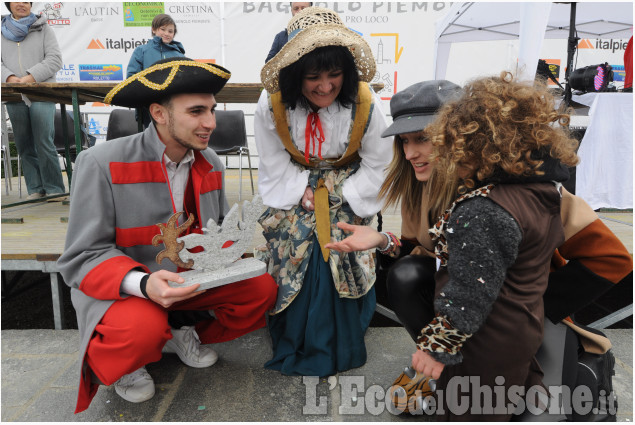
xmin=79 ymin=256 xmax=149 ymax=300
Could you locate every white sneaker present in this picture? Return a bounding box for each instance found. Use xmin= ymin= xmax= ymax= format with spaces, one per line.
xmin=114 ymin=366 xmax=155 ymax=403
xmin=26 ymin=193 xmax=45 ymax=200
xmin=163 ymin=326 xmax=218 ymax=368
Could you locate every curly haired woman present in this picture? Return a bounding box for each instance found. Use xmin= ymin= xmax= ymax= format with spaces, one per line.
xmin=402 ymin=72 xmax=580 ymax=420
xmin=327 ymin=75 xmax=632 ymax=419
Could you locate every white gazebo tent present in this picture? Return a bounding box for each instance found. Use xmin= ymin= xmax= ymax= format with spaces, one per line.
xmin=433 ymin=2 xmax=633 ymax=82
xmin=433 ymin=2 xmax=634 ymax=328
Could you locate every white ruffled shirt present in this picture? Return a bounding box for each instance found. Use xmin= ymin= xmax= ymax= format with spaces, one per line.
xmin=254 ymin=89 xmax=392 ymax=218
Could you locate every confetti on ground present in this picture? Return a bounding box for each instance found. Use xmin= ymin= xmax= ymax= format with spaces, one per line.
xmin=477 ymin=277 xmax=485 ymax=284
xmin=198 ymin=406 xmax=206 ymax=411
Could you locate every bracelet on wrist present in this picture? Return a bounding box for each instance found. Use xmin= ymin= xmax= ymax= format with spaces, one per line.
xmin=140 ymin=274 xmax=150 ymax=299
xmin=377 ymin=231 xmax=401 ymax=257
xmin=379 ymin=232 xmax=391 ymax=251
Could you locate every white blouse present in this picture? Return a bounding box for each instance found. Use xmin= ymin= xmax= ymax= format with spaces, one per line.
xmin=254 ymin=89 xmax=392 ymax=218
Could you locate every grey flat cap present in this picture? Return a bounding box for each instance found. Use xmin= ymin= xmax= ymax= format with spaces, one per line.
xmin=381 ymin=80 xmax=461 ymax=138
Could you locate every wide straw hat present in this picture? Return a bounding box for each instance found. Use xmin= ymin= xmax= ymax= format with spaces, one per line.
xmin=104 ymin=57 xmax=231 ymax=108
xmin=261 ymin=6 xmax=376 ymax=93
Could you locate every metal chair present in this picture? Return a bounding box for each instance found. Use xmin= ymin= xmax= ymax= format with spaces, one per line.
xmin=1 ymin=103 xmax=21 ymax=197
xmin=106 ymin=109 xmax=139 ymax=140
xmin=53 ymin=110 xmax=94 ymax=172
xmin=2 ymin=103 xmax=12 ymax=195
xmin=208 ymin=110 xmax=254 ymax=202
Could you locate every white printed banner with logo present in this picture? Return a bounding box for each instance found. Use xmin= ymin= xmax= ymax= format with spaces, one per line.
xmin=2 ymin=3 xmax=630 ymax=139
xmin=6 ymin=2 xmax=455 ymax=93
xmin=38 ymin=2 xmax=222 ymax=83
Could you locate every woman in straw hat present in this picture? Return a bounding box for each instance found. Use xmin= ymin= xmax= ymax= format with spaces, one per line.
xmin=254 ymin=6 xmax=392 ymax=376
xmin=328 ymin=73 xmax=631 ymax=419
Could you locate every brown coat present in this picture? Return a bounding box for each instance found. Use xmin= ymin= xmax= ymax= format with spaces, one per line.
xmin=434 ymin=183 xmax=564 ymax=421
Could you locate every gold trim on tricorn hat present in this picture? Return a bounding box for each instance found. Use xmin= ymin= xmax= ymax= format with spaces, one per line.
xmin=261 ymin=6 xmax=376 ymax=93
xmin=105 ymin=58 xmax=231 ymax=108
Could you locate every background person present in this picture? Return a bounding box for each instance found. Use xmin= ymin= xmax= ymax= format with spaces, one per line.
xmin=57 ymin=58 xmax=277 ymax=413
xmin=126 ymin=13 xmax=185 ymax=127
xmin=1 ymin=1 xmax=65 ymax=199
xmin=264 ymin=2 xmax=312 ymax=62
xmin=623 ymin=35 xmax=632 ymax=91
xmin=127 ymin=13 xmax=185 ymax=77
xmin=254 ymin=7 xmax=392 ymax=377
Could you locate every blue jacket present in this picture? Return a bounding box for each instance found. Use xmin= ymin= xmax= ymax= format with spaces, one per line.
xmin=126 ymin=35 xmax=185 ymax=77
xmin=265 ymin=29 xmax=288 ymax=63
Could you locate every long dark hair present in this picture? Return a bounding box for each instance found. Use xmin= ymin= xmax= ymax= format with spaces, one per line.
xmin=279 ymin=45 xmax=359 ymax=110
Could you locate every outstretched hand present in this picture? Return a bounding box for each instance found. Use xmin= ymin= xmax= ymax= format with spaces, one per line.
xmin=324 ymin=221 xmax=386 ymax=253
xmin=145 ymin=269 xmax=204 ymax=308
xmin=412 ymin=348 xmax=445 ymax=380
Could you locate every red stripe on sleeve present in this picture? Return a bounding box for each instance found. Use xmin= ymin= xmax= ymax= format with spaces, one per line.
xmin=116 ymin=225 xmax=161 ymax=247
xmin=558 ymin=219 xmax=633 ymax=283
xmin=110 ymin=162 xmax=166 ymax=184
xmin=201 ymin=171 xmax=223 ymax=194
xmin=79 ymin=256 xmax=149 ymax=300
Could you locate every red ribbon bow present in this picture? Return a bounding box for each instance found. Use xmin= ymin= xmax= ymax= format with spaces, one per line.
xmin=305 ymin=112 xmax=325 ymax=163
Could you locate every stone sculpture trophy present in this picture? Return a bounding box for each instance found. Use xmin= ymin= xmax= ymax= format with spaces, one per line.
xmin=152 ymin=195 xmax=266 ymax=290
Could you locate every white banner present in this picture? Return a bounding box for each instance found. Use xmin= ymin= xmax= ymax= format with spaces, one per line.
xmin=2 ymin=3 xmax=630 ymax=142
xmin=3 ymin=2 xmax=452 ymax=92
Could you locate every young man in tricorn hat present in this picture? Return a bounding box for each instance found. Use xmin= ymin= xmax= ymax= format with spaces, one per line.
xmin=57 ymin=57 xmax=277 ymax=413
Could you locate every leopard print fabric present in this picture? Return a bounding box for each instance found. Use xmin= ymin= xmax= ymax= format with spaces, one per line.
xmin=429 ymin=184 xmax=495 ymax=268
xmin=416 ymin=314 xmax=471 ymax=354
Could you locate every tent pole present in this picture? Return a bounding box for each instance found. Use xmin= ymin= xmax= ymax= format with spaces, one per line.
xmin=563 ymin=2 xmax=578 ymax=107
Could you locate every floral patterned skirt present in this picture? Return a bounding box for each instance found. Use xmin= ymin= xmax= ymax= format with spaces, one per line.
xmin=255 ymin=164 xmax=376 ymax=314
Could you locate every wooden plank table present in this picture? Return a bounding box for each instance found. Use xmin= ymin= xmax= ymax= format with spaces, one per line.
xmin=1 ymin=82 xmax=268 ymax=191
xmin=1 ymin=82 xmax=268 ymax=105
xmin=1 ymin=82 xmax=383 ymax=194
xmin=2 ymin=199 xmax=69 ymax=329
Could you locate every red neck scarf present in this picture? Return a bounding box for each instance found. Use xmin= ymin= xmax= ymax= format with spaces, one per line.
xmin=305 ymin=112 xmax=325 ymax=163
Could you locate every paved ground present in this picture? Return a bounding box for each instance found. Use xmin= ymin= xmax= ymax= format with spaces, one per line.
xmin=2 ymin=170 xmax=632 ymax=421
xmin=1 ymin=328 xmax=632 ymax=422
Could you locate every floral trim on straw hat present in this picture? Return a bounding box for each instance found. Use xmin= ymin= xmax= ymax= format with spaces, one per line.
xmin=261 ymin=7 xmax=376 ymax=93
xmin=104 ymin=57 xmax=231 ymax=108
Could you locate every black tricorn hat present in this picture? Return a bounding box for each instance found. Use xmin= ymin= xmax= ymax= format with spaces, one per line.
xmin=104 ymin=57 xmax=231 ymax=108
